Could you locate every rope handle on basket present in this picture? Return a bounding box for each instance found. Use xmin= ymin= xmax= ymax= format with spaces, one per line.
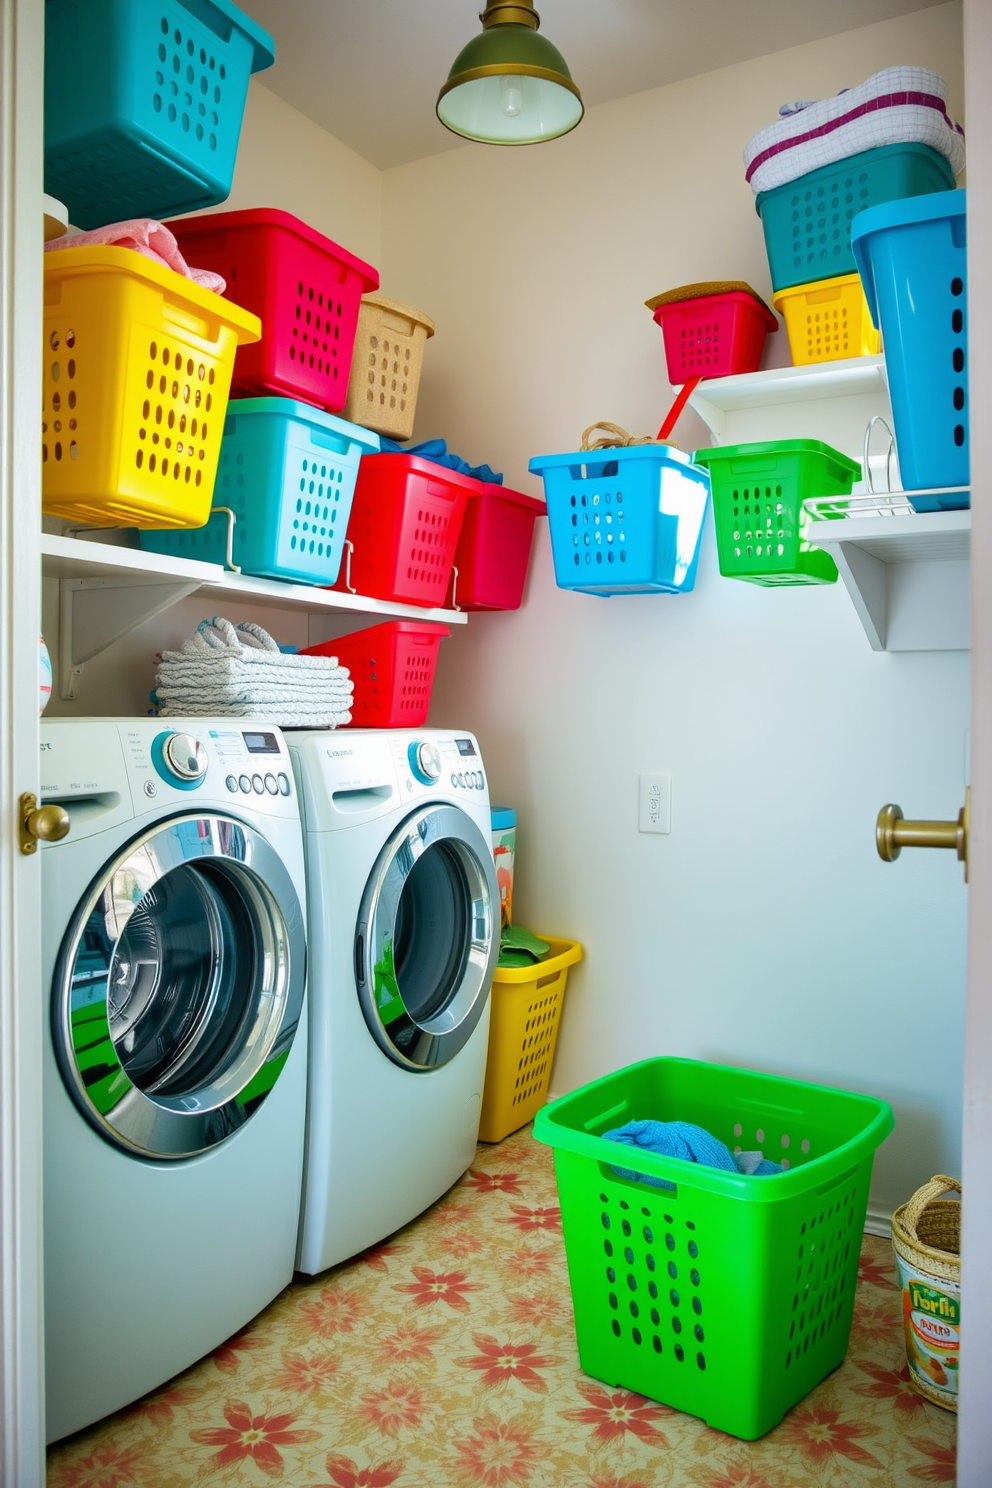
xmin=901 ymin=1175 xmax=962 ymax=1241
xmin=580 ymin=422 xmax=678 ymax=451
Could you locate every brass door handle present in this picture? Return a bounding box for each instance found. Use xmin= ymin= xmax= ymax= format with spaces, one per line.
xmin=18 ymin=794 xmax=70 ymax=855
xmin=876 ymin=789 xmax=969 ymax=880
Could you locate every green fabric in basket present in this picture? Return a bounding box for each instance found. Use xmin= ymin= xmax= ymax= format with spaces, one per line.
xmin=533 ymin=1056 xmax=893 ymax=1440
xmin=498 ymin=926 xmax=551 ymax=969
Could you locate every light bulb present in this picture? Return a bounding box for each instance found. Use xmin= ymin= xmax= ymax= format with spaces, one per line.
xmin=499 ymin=75 xmax=524 ymax=117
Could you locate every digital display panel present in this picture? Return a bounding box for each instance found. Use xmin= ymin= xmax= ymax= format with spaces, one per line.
xmin=243 ymin=732 xmax=280 ymax=754
xmin=455 ymin=738 xmax=477 ymax=757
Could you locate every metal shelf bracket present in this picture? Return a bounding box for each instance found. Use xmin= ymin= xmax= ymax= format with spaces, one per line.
xmin=58 ymin=576 xmax=200 ymax=700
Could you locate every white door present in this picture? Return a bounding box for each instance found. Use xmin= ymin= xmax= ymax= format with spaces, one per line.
xmin=0 ymin=0 xmax=45 ymax=1481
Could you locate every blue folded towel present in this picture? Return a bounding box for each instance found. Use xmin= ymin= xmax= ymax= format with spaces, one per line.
xmin=378 ymin=436 xmax=503 ymax=486
xmin=603 ymin=1119 xmax=782 ymax=1190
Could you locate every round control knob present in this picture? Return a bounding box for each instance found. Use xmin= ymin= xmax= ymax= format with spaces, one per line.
xmin=162 ymin=732 xmax=207 ymax=783
xmin=411 ymin=741 xmax=441 ymax=783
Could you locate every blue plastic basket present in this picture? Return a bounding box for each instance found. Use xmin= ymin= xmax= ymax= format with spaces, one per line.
xmin=852 ymin=189 xmax=968 ymax=508
xmin=528 ymin=445 xmax=710 ymax=597
xmin=140 ymin=398 xmax=380 ymax=585
xmin=44 ymin=0 xmax=274 ymax=230
xmin=756 ymin=143 xmax=955 ymax=293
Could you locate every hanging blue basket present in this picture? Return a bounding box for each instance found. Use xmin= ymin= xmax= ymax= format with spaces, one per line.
xmin=852 ymin=189 xmax=968 ymax=507
xmin=140 ymin=398 xmax=380 ymax=585
xmin=528 ymin=444 xmax=710 ymax=597
xmin=44 ymin=0 xmax=274 ymax=230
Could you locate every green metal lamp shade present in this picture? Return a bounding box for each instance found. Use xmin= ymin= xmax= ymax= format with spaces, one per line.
xmin=437 ymin=22 xmax=583 ymax=145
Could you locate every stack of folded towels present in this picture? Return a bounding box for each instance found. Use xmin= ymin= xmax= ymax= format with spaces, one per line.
xmin=154 ymin=617 xmax=353 ymax=728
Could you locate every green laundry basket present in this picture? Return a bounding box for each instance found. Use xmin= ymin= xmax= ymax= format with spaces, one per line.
xmin=533 ymin=1057 xmax=893 ymax=1440
xmin=693 ymin=440 xmax=860 ymax=586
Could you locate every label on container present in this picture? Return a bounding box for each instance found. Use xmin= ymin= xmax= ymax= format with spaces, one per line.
xmin=896 ymin=1250 xmax=960 ymax=1412
xmin=492 ymin=827 xmax=515 ymax=929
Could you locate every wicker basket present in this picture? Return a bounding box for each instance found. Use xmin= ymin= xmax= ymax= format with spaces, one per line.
xmin=343 ymin=293 xmax=435 ymax=440
xmin=892 ymin=1175 xmax=961 ymax=1412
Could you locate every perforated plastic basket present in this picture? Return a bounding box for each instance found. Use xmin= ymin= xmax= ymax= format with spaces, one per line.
xmin=44 ymin=0 xmax=274 ymax=230
xmin=42 ymin=246 xmax=260 ymax=528
xmin=449 ymin=482 xmax=546 ymax=610
xmin=650 ymin=291 xmax=778 ymax=383
xmin=172 ymin=209 xmax=379 ymax=415
xmin=343 ymin=294 xmax=435 ymax=441
xmin=302 ymin=620 xmax=449 ymax=728
xmin=693 ymin=440 xmax=859 ymax=586
xmin=140 ymin=398 xmax=379 ymax=583
xmin=853 ymin=189 xmax=968 ymax=505
xmin=528 ymin=445 xmax=710 ymax=597
xmin=533 ymin=1057 xmax=893 ymax=1440
xmin=757 ymin=142 xmax=956 ymax=292
xmin=331 ymin=453 xmax=473 ymax=607
xmin=479 ymin=938 xmax=582 ymax=1144
xmin=773 ymin=273 xmax=880 ymax=365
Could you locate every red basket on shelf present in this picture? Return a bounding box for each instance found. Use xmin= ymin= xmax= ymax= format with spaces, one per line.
xmin=332 ymin=453 xmax=474 ymax=607
xmin=646 ymin=283 xmax=778 ymax=383
xmin=303 ymin=621 xmax=449 ymax=728
xmin=450 ymin=481 xmax=546 ymax=611
xmin=171 ymin=208 xmax=378 ymax=413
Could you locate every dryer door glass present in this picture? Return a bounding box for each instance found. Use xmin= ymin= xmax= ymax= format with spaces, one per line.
xmin=357 ymin=804 xmax=499 ymax=1070
xmin=53 ymin=815 xmax=305 ymax=1159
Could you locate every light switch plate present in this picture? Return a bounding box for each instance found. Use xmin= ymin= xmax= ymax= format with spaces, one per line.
xmin=639 ymin=773 xmax=671 ymax=834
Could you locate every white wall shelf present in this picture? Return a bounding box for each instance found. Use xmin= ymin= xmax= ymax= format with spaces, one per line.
xmin=805 ymin=506 xmax=970 ymax=653
xmin=43 ymin=533 xmax=466 ymax=699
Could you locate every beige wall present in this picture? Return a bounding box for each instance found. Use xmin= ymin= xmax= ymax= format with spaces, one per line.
xmin=380 ymin=2 xmax=967 ymax=1220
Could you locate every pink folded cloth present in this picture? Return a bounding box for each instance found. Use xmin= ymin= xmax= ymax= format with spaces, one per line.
xmin=45 ymin=218 xmax=226 ymax=295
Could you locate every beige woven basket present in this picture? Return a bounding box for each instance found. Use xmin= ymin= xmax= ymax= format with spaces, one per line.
xmin=892 ymin=1175 xmax=961 ymax=1412
xmin=343 ymin=293 xmax=435 ymax=441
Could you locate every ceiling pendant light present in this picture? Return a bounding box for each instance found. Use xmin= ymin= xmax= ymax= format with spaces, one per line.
xmin=437 ymin=0 xmax=583 ymax=146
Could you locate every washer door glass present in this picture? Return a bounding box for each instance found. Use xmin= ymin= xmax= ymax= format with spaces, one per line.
xmin=356 ymin=804 xmax=498 ymax=1070
xmin=53 ymin=815 xmax=305 ymax=1159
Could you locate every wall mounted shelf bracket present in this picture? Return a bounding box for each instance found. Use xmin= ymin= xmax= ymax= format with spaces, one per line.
xmin=59 ymin=576 xmax=199 ymax=700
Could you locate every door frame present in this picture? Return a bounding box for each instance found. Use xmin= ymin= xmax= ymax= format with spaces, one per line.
xmin=0 ymin=0 xmax=45 ymax=1479
xmin=959 ymin=0 xmax=992 ymax=1478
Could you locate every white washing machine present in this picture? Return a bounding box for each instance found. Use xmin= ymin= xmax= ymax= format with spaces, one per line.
xmin=42 ymin=719 xmax=308 ymax=1442
xmin=289 ymin=728 xmax=499 ymax=1275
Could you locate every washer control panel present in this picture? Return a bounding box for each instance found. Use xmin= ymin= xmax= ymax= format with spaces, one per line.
xmin=390 ymin=732 xmax=487 ymax=798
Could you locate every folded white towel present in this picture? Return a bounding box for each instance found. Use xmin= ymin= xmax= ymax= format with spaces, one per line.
xmin=744 ymin=66 xmax=965 ymax=195
xmin=157 ymin=703 xmax=352 ymax=727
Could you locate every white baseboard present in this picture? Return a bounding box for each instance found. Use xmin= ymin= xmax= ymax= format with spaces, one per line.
xmin=864 ymin=1205 xmax=894 ymax=1238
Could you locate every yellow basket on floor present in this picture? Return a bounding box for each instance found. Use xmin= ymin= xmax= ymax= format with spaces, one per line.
xmin=479 ymin=937 xmax=582 ymax=1143
xmin=43 ymin=246 xmax=261 ymax=528
xmin=773 ymin=272 xmax=880 ymax=366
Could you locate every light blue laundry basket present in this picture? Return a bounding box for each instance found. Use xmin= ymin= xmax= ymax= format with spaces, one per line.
xmin=852 ymin=189 xmax=968 ymax=509
xmin=528 ymin=444 xmax=710 ymax=597
xmin=44 ymin=0 xmax=274 ymax=230
xmin=140 ymin=398 xmax=380 ymax=585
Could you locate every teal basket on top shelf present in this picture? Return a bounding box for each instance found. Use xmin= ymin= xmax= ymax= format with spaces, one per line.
xmin=140 ymin=398 xmax=380 ymax=586
xmin=756 ymin=142 xmax=956 ymax=293
xmin=44 ymin=0 xmax=274 ymax=230
xmin=528 ymin=444 xmax=711 ymax=597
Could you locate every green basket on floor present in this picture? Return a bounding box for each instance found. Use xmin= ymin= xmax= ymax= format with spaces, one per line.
xmin=533 ymin=1057 xmax=893 ymax=1440
xmin=693 ymin=439 xmax=860 ymax=586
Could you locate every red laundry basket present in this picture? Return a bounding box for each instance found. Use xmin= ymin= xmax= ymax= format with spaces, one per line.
xmin=171 ymin=208 xmax=378 ymax=413
xmin=332 ymin=453 xmax=473 ymax=607
xmin=303 ymin=621 xmax=449 ymax=728
xmin=450 ymin=481 xmax=546 ymax=610
xmin=648 ymin=289 xmax=778 ymax=383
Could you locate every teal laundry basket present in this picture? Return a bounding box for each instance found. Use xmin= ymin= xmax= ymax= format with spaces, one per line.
xmin=852 ymin=190 xmax=968 ymax=507
xmin=534 ymin=1057 xmax=894 ymax=1440
xmin=44 ymin=0 xmax=274 ymax=230
xmin=140 ymin=398 xmax=380 ymax=585
xmin=756 ymin=143 xmax=955 ymax=293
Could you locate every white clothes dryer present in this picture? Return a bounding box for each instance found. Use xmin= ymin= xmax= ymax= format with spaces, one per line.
xmin=289 ymin=729 xmax=498 ymax=1275
xmin=42 ymin=719 xmax=307 ymax=1442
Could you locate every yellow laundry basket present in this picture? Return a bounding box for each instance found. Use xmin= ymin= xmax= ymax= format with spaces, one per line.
xmin=42 ymin=246 xmax=261 ymax=528
xmin=343 ymin=293 xmax=435 ymax=441
xmin=479 ymin=937 xmax=582 ymax=1143
xmin=774 ymin=272 xmax=880 ymax=366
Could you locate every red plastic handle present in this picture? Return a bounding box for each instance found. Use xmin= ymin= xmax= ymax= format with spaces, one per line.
xmin=657 ymin=376 xmax=701 ymax=441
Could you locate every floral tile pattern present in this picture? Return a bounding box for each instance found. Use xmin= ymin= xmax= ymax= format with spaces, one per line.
xmin=47 ymin=1127 xmax=956 ymax=1487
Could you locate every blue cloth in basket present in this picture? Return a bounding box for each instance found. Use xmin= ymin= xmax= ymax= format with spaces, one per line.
xmin=379 ymin=437 xmax=503 ymax=485
xmin=604 ymin=1119 xmax=782 ymax=1189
